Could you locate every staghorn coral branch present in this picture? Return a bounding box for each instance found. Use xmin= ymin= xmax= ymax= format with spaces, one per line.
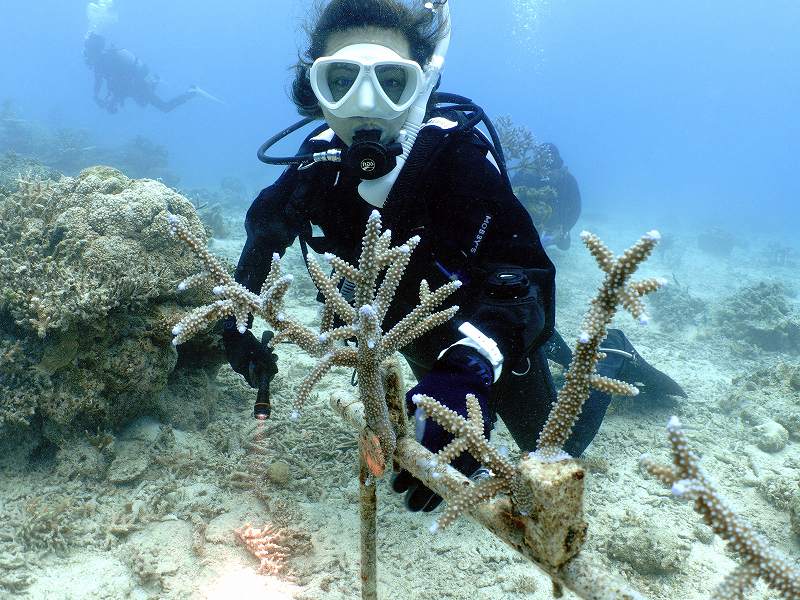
xmin=375 ymin=228 xmax=392 ymax=258
xmin=377 ymin=281 xmax=461 ymax=358
xmin=631 ymin=277 xmax=665 ymax=296
xmin=353 ymin=213 xmax=382 ymax=308
xmin=584 ymin=233 xmax=616 ymax=273
xmin=319 ymin=324 xmax=358 ymax=345
xmin=167 ymin=214 xmax=265 ymax=339
xmin=377 ymin=229 xmax=664 ymax=530
xmin=641 ymin=417 xmax=800 ymax=600
xmin=373 ymin=239 xmax=418 ymax=323
xmin=271 ymin=321 xmax=321 ymax=353
xmin=294 ymin=352 xmax=339 ymax=417
xmin=325 ymin=253 xmax=361 ymax=284
xmin=319 ymin=303 xmax=337 ymax=342
xmin=176 ymin=271 xmax=210 ymax=291
xmin=167 ymin=214 xmax=230 ymax=285
xmin=171 ymin=300 xmax=235 ymax=345
xmin=589 ymin=374 xmax=639 ymax=396
xmin=167 ymin=209 xmax=460 ymax=472
xmin=412 ymin=393 xmax=516 ymax=531
xmin=306 ymin=255 xmax=358 ymax=324
xmin=535 ymin=230 xmax=663 ymax=459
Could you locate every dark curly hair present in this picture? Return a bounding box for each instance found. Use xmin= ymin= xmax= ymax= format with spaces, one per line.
xmin=291 ymin=0 xmax=449 ymax=118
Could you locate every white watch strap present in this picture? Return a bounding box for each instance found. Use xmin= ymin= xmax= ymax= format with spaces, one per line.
xmin=437 ymin=322 xmax=504 ymax=382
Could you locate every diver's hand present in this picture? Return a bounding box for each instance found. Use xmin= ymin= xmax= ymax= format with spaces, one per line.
xmin=391 ymin=346 xmax=493 ymax=512
xmin=222 ymin=318 xmax=277 ymax=389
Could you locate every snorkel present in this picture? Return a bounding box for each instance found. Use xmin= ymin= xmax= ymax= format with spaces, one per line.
xmin=357 ymin=0 xmax=452 ymax=207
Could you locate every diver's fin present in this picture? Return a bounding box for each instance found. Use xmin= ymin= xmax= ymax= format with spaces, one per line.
xmin=604 ymin=329 xmax=687 ymax=398
xmin=189 ymin=85 xmax=225 ymax=104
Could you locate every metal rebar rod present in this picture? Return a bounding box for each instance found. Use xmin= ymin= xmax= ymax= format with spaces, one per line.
xmin=359 ymin=450 xmax=378 ymax=600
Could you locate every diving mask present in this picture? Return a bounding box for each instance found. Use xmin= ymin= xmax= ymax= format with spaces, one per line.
xmin=310 ymin=43 xmax=424 ymax=120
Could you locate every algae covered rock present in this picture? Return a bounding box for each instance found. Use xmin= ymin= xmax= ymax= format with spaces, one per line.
xmin=649 ymin=278 xmax=708 ymax=333
xmin=155 ymin=364 xmax=219 ymax=431
xmin=723 ymin=362 xmax=800 ymax=442
xmin=715 ymin=281 xmax=800 ymax=353
xmin=606 ymin=515 xmax=691 ymax=575
xmin=791 ymin=491 xmax=800 ymax=537
xmin=267 ymin=460 xmax=292 ymax=486
xmin=0 ymin=167 xmax=225 ymax=442
xmin=108 ymin=443 xmax=151 ymax=484
xmin=54 ymin=438 xmax=109 ymax=481
xmin=751 ymin=420 xmax=789 ymax=453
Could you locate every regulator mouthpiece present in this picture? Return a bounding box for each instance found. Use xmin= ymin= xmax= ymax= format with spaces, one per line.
xmin=346 ymin=129 xmax=403 ymax=180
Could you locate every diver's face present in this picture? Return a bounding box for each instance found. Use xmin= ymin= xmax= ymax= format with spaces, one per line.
xmin=320 ymin=27 xmax=414 ymax=146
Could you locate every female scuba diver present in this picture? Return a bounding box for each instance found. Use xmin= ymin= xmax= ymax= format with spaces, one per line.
xmin=224 ymin=0 xmax=685 ymax=513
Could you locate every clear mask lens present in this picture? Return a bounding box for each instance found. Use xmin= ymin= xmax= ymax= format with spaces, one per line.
xmin=324 ymin=62 xmax=360 ymax=102
xmin=321 ymin=62 xmax=416 ymax=107
xmin=375 ymin=64 xmax=411 ymax=104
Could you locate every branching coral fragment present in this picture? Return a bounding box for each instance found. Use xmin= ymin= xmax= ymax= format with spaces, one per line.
xmin=535 ymin=230 xmax=664 ymax=459
xmin=412 ymin=393 xmax=516 ymax=531
xmin=168 ymin=209 xmax=460 ymax=473
xmin=495 ymin=116 xmax=553 ymax=175
xmin=641 ymin=417 xmax=800 ymax=600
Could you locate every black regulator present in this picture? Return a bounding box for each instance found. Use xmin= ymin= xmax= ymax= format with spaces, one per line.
xmin=345 ymin=129 xmax=403 ymax=180
xmin=256 ymin=119 xmax=402 ymax=180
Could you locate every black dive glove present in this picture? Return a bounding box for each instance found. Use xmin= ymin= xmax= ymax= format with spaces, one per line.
xmin=391 ymin=345 xmax=494 ymax=512
xmin=222 ymin=317 xmax=278 ymax=390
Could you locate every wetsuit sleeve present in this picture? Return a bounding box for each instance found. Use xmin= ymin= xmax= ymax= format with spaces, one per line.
xmin=234 ymin=167 xmax=305 ymax=294
xmin=430 ymin=134 xmax=556 ymax=374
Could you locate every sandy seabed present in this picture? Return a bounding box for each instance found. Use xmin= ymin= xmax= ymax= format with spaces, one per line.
xmin=1 ymin=214 xmax=798 ymax=600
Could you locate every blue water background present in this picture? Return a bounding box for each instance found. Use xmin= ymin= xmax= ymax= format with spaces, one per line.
xmin=1 ymin=0 xmax=798 ymax=235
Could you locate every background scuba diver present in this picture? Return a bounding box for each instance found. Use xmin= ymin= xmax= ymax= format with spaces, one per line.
xmin=83 ymin=33 xmax=219 ymax=114
xmin=224 ymin=0 xmax=685 ymax=514
xmin=512 ymin=142 xmax=581 ymax=251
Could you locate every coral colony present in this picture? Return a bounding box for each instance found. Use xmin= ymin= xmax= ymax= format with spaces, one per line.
xmin=167 ymin=211 xmax=800 ymax=599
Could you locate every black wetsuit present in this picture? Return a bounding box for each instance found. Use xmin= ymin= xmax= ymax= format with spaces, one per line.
xmin=234 ymin=123 xmax=609 ymax=455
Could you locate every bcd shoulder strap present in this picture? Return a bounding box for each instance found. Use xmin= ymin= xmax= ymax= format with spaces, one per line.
xmin=381 ymin=121 xmax=463 ymax=241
